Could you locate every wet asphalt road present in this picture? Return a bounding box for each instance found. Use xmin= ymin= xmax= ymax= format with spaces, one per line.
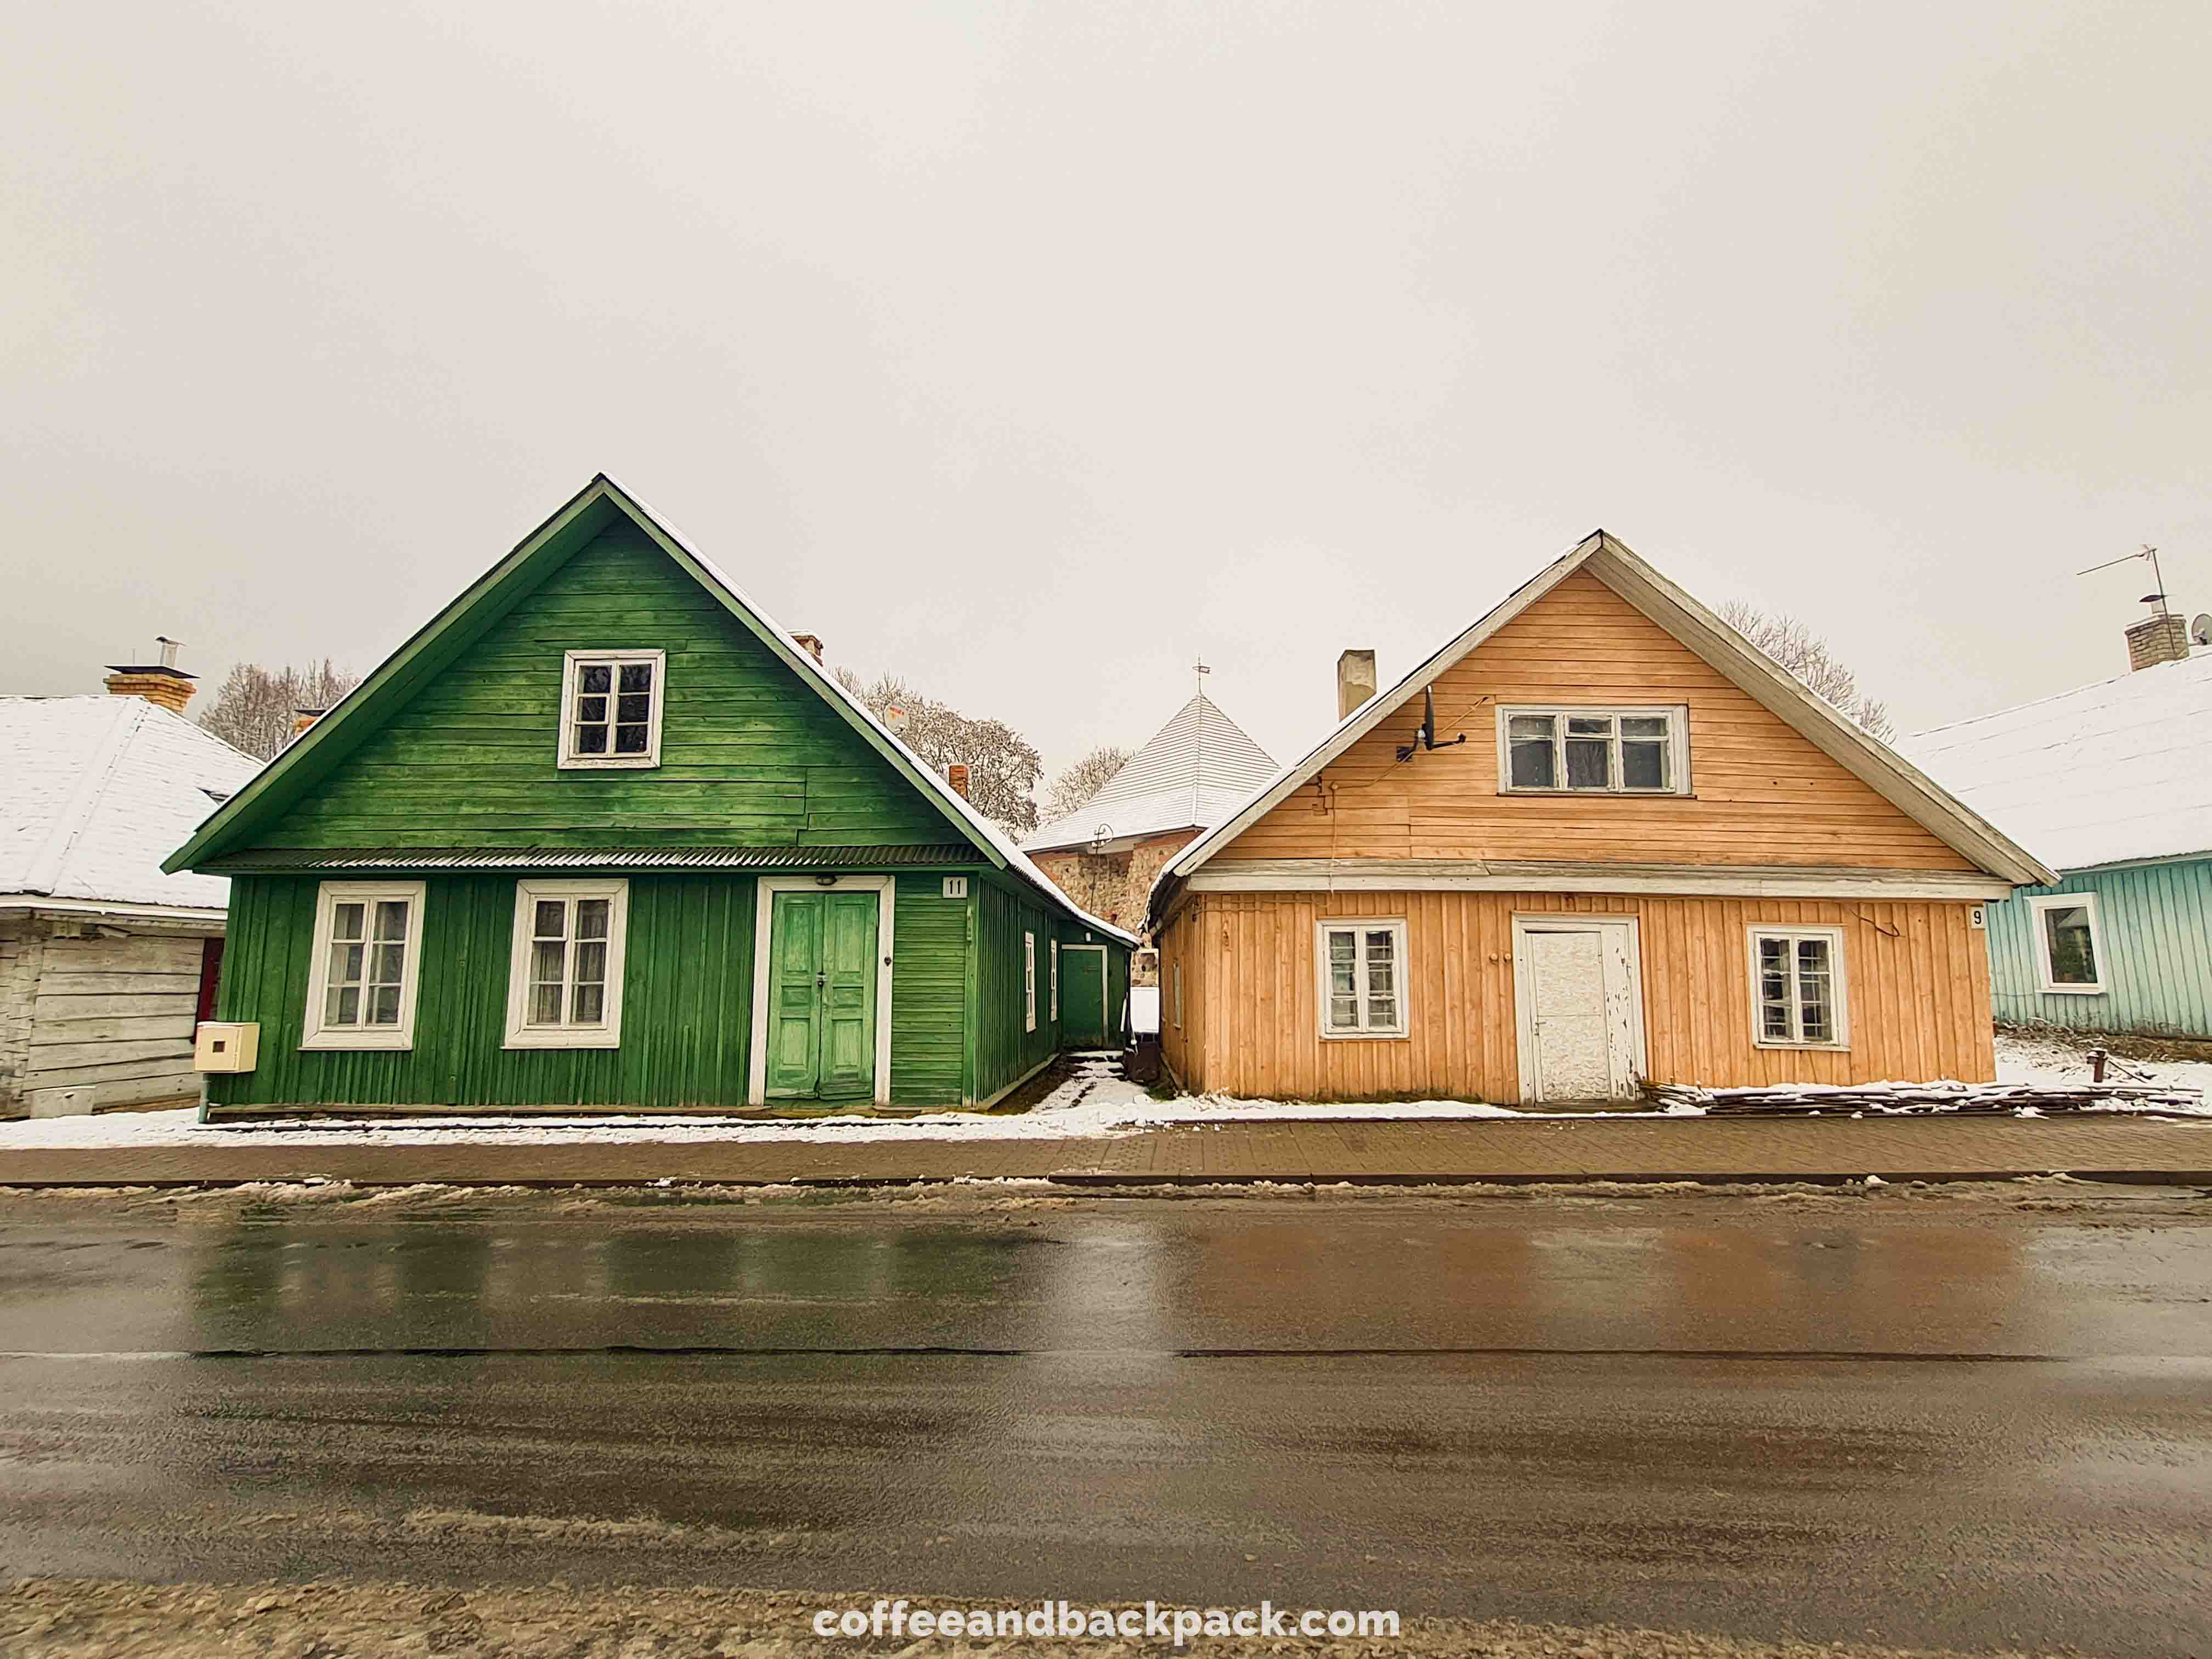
xmin=0 ymin=1186 xmax=2208 ymax=1655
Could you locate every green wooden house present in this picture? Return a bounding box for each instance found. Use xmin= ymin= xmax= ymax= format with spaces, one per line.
xmin=166 ymin=476 xmax=1133 ymax=1120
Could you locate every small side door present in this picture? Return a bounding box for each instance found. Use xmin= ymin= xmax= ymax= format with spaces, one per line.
xmin=1060 ymin=946 xmax=1108 ymax=1046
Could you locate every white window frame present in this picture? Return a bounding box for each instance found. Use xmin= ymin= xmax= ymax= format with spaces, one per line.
xmin=1316 ymin=917 xmax=1411 ymax=1040
xmin=1049 ymin=939 xmax=1060 ymax=1022
xmin=1496 ymin=704 xmax=1691 ymax=796
xmin=504 ymin=879 xmax=630 ymax=1048
xmin=2028 ymin=891 xmax=2107 ymax=995
xmin=301 ymin=881 xmax=427 ymax=1051
xmin=1746 ymin=924 xmax=1850 ymax=1050
xmin=1172 ymin=961 xmax=1183 ymax=1029
xmin=558 ymin=649 xmax=666 ymax=770
xmin=1024 ymin=932 xmax=1037 ymax=1032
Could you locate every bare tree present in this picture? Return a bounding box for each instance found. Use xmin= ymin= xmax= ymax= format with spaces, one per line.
xmin=1716 ymin=601 xmax=1896 ymax=742
xmin=837 ymin=668 xmax=1043 ymax=834
xmin=199 ymin=659 xmax=361 ymax=760
xmin=1045 ymin=745 xmax=1133 ymax=822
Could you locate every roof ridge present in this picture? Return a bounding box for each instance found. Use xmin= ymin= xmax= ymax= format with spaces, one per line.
xmin=1910 ymin=650 xmax=2211 ymax=742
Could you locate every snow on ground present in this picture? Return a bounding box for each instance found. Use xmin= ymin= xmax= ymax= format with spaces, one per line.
xmin=1995 ymin=1028 xmax=2212 ymax=1105
xmin=2 ymin=1039 xmax=2203 ymax=1152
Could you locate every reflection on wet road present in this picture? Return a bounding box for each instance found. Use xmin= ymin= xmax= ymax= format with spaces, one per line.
xmin=0 ymin=1188 xmax=2207 ymax=1654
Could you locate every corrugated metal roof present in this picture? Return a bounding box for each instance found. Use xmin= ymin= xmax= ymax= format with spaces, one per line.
xmin=1025 ymin=692 xmax=1277 ymax=853
xmin=201 ymin=844 xmax=978 ymax=873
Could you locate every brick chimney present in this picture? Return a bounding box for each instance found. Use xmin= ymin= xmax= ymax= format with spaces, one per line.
xmin=791 ymin=633 xmax=825 ymax=664
xmin=104 ymin=636 xmax=196 ymax=715
xmin=1336 ymin=648 xmax=1378 ymax=719
xmin=2125 ymin=612 xmax=2190 ymax=672
xmin=945 ymin=763 xmax=971 ymax=799
xmin=290 ymin=708 xmax=327 ymax=741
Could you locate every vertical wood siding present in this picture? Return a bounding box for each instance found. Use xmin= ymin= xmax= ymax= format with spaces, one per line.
xmin=1226 ymin=572 xmax=1977 ymax=871
xmin=891 ymin=873 xmax=969 ymax=1104
xmin=213 ymin=872 xmax=975 ymax=1109
xmin=1984 ymin=860 xmax=2212 ymax=1038
xmin=250 ymin=520 xmax=950 ymax=850
xmin=971 ymin=875 xmax=1062 ymax=1101
xmin=1159 ymin=890 xmax=1994 ymax=1100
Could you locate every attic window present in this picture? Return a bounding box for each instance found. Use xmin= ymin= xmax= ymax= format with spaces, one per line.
xmin=560 ymin=650 xmax=665 ymax=769
xmin=1498 ymin=706 xmax=1689 ymax=795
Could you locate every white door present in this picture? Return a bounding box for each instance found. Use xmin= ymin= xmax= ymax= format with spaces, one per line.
xmin=1514 ymin=918 xmax=1643 ymax=1103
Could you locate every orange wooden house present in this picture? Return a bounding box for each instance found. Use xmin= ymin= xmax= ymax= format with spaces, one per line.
xmin=1148 ymin=532 xmax=2056 ymax=1104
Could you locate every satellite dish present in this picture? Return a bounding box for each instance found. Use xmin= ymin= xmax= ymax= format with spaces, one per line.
xmin=2193 ymin=614 xmax=2212 ymax=647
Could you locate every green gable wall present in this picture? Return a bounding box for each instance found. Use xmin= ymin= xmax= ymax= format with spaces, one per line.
xmin=210 ymin=871 xmax=973 ymax=1111
xmin=245 ymin=520 xmax=950 ymax=852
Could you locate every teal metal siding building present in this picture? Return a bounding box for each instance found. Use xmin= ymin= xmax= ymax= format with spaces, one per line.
xmin=1905 ymin=645 xmax=2212 ymax=1040
xmin=166 ymin=476 xmax=1133 ymax=1119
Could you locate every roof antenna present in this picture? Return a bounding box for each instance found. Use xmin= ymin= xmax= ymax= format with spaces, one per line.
xmin=1396 ymin=685 xmax=1467 ymax=761
xmin=2078 ymin=544 xmax=2169 ymax=616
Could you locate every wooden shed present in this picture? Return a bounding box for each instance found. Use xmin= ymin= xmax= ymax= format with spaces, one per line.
xmin=166 ymin=476 xmax=1132 ymax=1120
xmin=2 ymin=689 xmax=259 ymax=1118
xmin=1149 ymin=531 xmax=2056 ymax=1104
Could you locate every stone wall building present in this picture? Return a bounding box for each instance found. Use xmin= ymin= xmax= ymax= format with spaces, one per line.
xmin=1025 ymin=692 xmax=1276 ymax=986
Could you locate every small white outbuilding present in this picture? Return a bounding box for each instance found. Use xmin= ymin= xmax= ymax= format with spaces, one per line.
xmin=2 ymin=672 xmax=261 ymax=1118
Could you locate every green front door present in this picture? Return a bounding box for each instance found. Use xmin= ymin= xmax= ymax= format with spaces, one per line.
xmin=766 ymin=890 xmax=879 ymax=1102
xmin=1060 ymin=946 xmax=1108 ymax=1046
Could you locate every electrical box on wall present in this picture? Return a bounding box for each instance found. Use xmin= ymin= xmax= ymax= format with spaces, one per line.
xmin=942 ymin=877 xmax=968 ymax=899
xmin=194 ymin=1022 xmax=260 ymax=1073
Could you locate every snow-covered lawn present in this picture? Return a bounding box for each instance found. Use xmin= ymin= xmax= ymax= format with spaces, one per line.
xmin=1 ymin=1036 xmax=2203 ymax=1153
xmin=1995 ymin=1028 xmax=2212 ymax=1096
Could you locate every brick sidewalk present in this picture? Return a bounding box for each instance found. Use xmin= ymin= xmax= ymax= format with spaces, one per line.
xmin=2 ymin=1114 xmax=2209 ymax=1188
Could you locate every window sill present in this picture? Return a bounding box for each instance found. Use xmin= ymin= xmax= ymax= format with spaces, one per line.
xmin=557 ymin=756 xmax=663 ymax=771
xmin=1751 ymin=1039 xmax=1850 ymax=1052
xmin=1498 ymin=789 xmax=1697 ymax=800
xmin=301 ymin=1031 xmax=415 ymax=1052
xmin=505 ymin=1028 xmax=622 ymax=1049
xmin=2036 ymin=984 xmax=2107 ymax=996
xmin=1319 ymin=1029 xmax=1412 ymax=1042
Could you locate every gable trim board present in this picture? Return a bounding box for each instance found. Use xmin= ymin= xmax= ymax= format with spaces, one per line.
xmin=1156 ymin=531 xmax=2055 ymax=922
xmin=164 ymin=473 xmax=1132 ymax=949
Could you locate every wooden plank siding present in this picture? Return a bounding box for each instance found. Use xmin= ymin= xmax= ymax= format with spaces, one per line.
xmin=249 ymin=520 xmax=951 ymax=851
xmin=1160 ymin=889 xmax=1995 ymax=1100
xmin=1228 ymin=571 xmax=1978 ymax=871
xmin=1984 ymin=857 xmax=2212 ymax=1039
xmin=13 ymin=931 xmax=207 ymax=1111
xmin=971 ymin=874 xmax=1062 ymax=1102
xmin=209 ymin=871 xmax=974 ymax=1111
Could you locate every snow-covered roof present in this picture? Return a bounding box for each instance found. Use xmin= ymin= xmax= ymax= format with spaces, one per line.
xmin=1899 ymin=650 xmax=2212 ymax=873
xmin=1 ymin=697 xmax=262 ymax=913
xmin=1025 ymin=692 xmax=1277 ymax=853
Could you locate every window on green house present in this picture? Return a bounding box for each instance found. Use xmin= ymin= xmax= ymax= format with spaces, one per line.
xmin=505 ymin=879 xmax=630 ymax=1047
xmin=560 ymin=650 xmax=665 ymax=769
xmin=1024 ymin=932 xmax=1037 ymax=1033
xmin=302 ymin=881 xmax=426 ymax=1051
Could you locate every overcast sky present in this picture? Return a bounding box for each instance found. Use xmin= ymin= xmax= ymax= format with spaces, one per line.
xmin=6 ymin=2 xmax=2207 ymax=786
